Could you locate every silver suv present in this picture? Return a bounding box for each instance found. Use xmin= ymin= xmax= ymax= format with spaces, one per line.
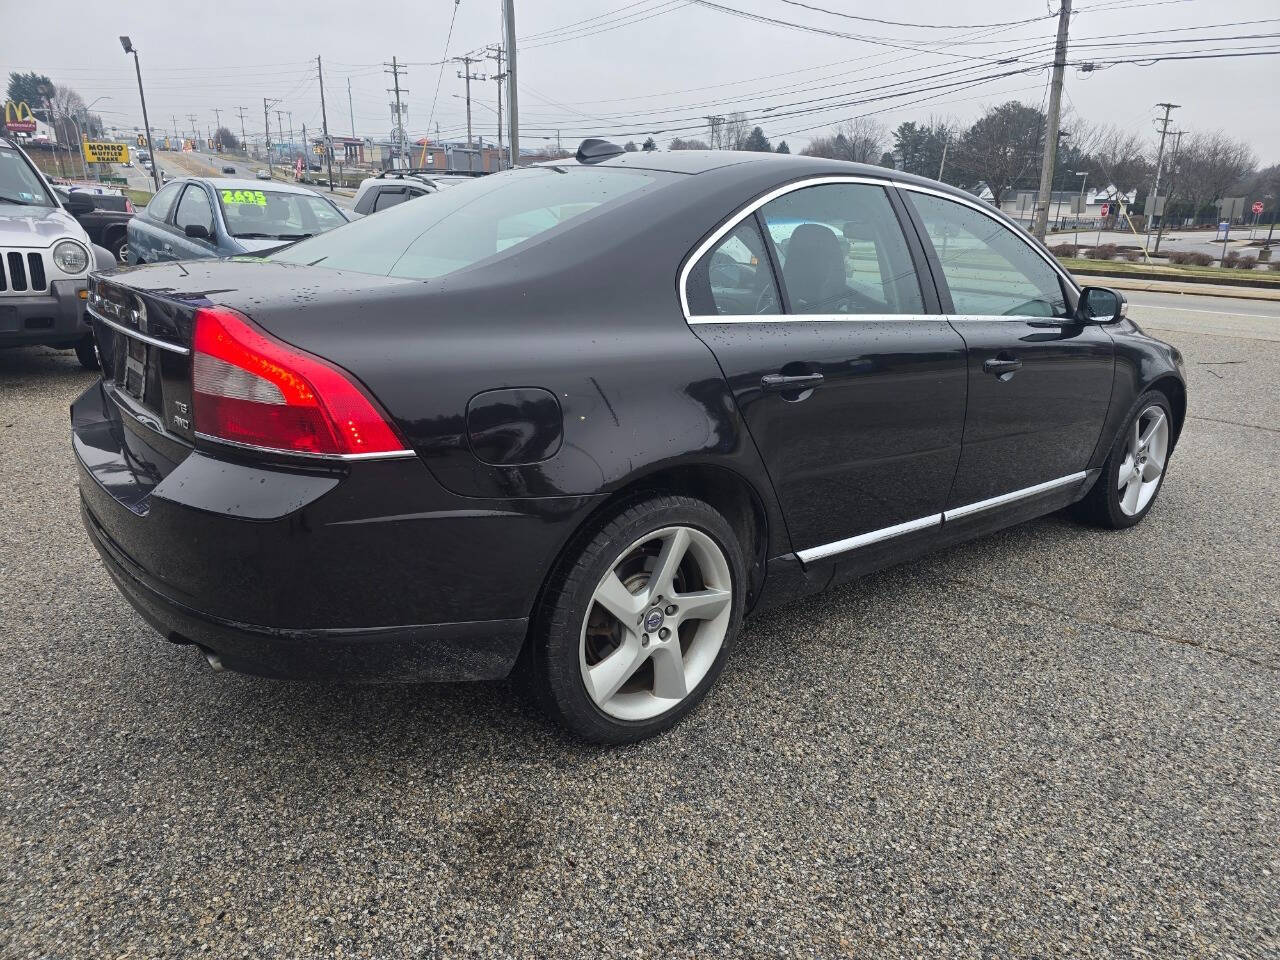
xmin=1 ymin=136 xmax=101 ymax=368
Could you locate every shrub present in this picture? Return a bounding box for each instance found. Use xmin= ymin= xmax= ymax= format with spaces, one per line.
xmin=1186 ymin=252 xmax=1214 ymax=267
xmin=1222 ymin=250 xmax=1240 ymax=268
xmin=1123 ymin=251 xmax=1143 ymax=262
xmin=1167 ymin=250 xmax=1189 ymax=264
xmin=1269 ymin=259 xmax=1280 ymax=271
xmin=1233 ymin=255 xmax=1258 ymax=270
xmin=1088 ymin=243 xmax=1118 ymax=260
xmin=1049 ymin=242 xmax=1078 ymax=257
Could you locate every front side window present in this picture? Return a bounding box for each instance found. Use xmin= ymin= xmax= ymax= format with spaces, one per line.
xmin=146 ymin=182 xmax=182 ymax=222
xmin=174 ymin=185 xmax=214 ymax=233
xmin=686 ymin=217 xmax=779 ymax=316
xmin=758 ymin=183 xmax=924 ymax=315
xmin=907 ymin=191 xmax=1068 ymax=318
xmin=272 ymin=167 xmax=662 ymax=280
xmin=218 ymin=189 xmax=346 ymax=241
xmin=0 ymin=146 xmax=54 ymax=207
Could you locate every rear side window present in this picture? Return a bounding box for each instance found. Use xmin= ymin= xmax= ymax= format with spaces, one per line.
xmin=272 ymin=167 xmax=662 ymax=280
xmin=757 ymin=183 xmax=924 ymax=315
xmin=686 ymin=217 xmax=780 ymax=316
xmin=373 ymin=187 xmax=407 ymax=212
xmin=146 ymin=182 xmax=182 ymax=222
xmin=907 ymin=191 xmax=1068 ymax=318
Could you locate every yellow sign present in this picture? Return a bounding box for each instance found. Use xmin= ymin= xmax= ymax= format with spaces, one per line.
xmin=4 ymin=101 xmax=37 ymax=133
xmin=220 ymin=189 xmax=267 ymax=206
xmin=82 ymin=140 xmax=129 ymax=164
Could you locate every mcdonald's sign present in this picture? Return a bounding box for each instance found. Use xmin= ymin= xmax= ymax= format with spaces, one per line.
xmin=4 ymin=101 xmax=37 ymax=134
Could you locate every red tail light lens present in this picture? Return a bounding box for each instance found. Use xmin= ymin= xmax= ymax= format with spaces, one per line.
xmin=192 ymin=305 xmax=407 ymax=456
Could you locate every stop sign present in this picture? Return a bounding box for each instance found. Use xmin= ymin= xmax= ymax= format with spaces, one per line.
xmin=1253 ymin=200 xmax=1265 ymax=215
xmin=1100 ymin=202 xmax=1110 ymax=218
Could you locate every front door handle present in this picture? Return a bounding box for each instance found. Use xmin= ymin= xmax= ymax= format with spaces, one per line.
xmin=761 ymin=372 xmax=824 ymax=393
xmin=982 ymin=356 xmax=1023 ymax=379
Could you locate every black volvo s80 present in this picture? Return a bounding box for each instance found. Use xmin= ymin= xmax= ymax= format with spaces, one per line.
xmin=74 ymin=141 xmax=1186 ymax=743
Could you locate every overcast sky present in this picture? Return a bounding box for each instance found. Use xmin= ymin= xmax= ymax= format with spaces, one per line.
xmin=3 ymin=0 xmax=1277 ymax=163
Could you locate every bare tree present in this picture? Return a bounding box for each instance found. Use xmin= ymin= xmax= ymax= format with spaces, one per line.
xmin=952 ymin=101 xmax=1044 ymax=205
xmin=1175 ymin=131 xmax=1257 ymax=222
xmin=1075 ymin=122 xmax=1150 ymax=197
xmin=669 ymin=137 xmax=710 ymax=150
xmin=802 ymin=117 xmax=886 ymax=164
xmin=722 ymin=111 xmax=750 ymax=151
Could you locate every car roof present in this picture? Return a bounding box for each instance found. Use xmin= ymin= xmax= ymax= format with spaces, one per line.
xmin=175 ymin=177 xmax=330 ymax=198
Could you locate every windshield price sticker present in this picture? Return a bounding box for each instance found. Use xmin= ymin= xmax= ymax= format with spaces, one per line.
xmin=221 ymin=189 xmax=268 ymax=206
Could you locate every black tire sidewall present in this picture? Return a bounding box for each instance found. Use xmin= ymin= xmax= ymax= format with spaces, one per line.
xmin=1095 ymin=390 xmax=1173 ymax=528
xmin=535 ymin=495 xmax=747 ymax=744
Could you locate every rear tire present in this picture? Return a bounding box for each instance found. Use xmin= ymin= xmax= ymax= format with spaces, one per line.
xmin=73 ymin=335 xmax=99 ymax=371
xmin=108 ymin=233 xmax=128 ymax=265
xmin=1074 ymin=389 xmax=1173 ymax=529
xmin=527 ymin=494 xmax=746 ymax=744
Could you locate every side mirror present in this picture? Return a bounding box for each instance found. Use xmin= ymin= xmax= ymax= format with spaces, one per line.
xmin=184 ymin=223 xmax=212 ymax=241
xmin=64 ymin=193 xmax=95 ymax=216
xmin=1075 ymin=285 xmax=1127 ymax=324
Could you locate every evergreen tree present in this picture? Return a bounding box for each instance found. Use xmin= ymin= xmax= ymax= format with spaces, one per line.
xmin=642 ymin=136 xmax=657 ymax=151
xmin=743 ymin=126 xmax=772 ymax=152
xmin=775 ymin=140 xmax=790 ymax=154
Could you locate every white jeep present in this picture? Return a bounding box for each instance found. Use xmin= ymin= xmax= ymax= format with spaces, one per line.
xmin=0 ymin=135 xmax=110 ymax=368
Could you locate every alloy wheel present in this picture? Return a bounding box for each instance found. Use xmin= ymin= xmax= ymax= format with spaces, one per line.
xmin=579 ymin=525 xmax=733 ymax=721
xmin=1117 ymin=404 xmax=1169 ymax=516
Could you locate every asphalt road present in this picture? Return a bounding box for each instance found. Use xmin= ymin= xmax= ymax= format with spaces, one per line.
xmin=1 ymin=292 xmax=1277 ymax=958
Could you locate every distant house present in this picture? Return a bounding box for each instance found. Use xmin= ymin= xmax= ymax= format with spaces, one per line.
xmin=969 ymin=183 xmax=1136 ymax=223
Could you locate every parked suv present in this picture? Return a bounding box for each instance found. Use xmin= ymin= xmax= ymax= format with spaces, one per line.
xmin=351 ymin=170 xmax=475 ymax=216
xmin=0 ymin=136 xmax=102 ymax=368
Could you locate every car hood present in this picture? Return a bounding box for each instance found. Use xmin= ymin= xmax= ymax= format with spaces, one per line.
xmin=0 ymin=203 xmax=90 ymax=246
xmin=236 ymin=237 xmax=290 ymax=254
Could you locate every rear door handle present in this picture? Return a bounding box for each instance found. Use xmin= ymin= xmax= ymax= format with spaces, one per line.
xmin=761 ymin=372 xmax=824 ymax=392
xmin=982 ymin=357 xmax=1023 ymax=377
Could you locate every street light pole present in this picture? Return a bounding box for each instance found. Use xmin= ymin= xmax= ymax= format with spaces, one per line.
xmin=120 ymin=37 xmax=162 ymax=192
xmin=1074 ymin=171 xmax=1087 ymax=249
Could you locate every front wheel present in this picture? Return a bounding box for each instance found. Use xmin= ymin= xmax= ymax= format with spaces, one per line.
xmin=1074 ymin=390 xmax=1173 ymax=528
xmin=73 ymin=335 xmax=100 ymax=370
xmin=109 ymin=233 xmax=128 ymax=265
xmin=527 ymin=495 xmax=746 ymax=743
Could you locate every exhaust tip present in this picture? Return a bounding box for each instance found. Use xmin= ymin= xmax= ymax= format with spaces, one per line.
xmin=203 ymin=650 xmax=225 ymax=672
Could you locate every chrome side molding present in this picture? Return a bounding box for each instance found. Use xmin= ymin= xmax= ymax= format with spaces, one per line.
xmin=795 ymin=472 xmax=1088 ymax=564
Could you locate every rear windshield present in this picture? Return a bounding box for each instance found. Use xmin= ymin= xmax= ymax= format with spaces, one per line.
xmin=271 ymin=166 xmax=662 ymax=280
xmin=0 ymin=146 xmax=54 ymax=207
xmin=218 ymin=188 xmax=347 ymax=241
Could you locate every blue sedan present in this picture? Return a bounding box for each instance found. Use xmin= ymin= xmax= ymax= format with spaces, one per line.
xmin=127 ymin=177 xmax=349 ymax=264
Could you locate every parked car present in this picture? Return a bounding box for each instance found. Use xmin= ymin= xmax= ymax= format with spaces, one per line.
xmin=0 ymin=135 xmax=109 ymax=369
xmin=74 ymin=141 xmax=1186 ymax=743
xmin=55 ymin=187 xmax=135 ymax=265
xmin=221 ymin=165 xmax=236 ymax=175
xmin=126 ymin=177 xmax=349 ymax=263
xmin=351 ymin=171 xmax=475 ymax=215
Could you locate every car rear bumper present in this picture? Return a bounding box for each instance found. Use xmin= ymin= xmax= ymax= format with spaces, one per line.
xmin=72 ymin=379 xmax=594 ymax=682
xmin=82 ymin=500 xmax=528 ymax=680
xmin=0 ymin=279 xmax=89 ymax=347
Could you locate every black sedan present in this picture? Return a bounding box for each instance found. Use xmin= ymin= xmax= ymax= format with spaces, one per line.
xmin=73 ymin=141 xmax=1186 ymax=743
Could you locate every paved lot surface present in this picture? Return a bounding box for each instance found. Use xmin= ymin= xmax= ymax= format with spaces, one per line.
xmin=1 ymin=292 xmax=1277 ymax=958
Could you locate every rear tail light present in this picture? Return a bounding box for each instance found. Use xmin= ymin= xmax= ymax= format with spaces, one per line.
xmin=192 ymin=305 xmax=407 ymax=456
xmin=125 ymin=198 xmax=134 ymax=213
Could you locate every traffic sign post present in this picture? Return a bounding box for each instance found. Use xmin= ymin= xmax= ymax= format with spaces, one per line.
xmin=1251 ymin=200 xmax=1264 ymax=239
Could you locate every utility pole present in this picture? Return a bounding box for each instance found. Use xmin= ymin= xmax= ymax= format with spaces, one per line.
xmin=236 ymin=106 xmax=248 ymax=155
xmin=120 ymin=38 xmax=161 ymax=191
xmin=347 ymin=78 xmax=355 ymax=139
xmin=263 ymin=98 xmax=276 ymax=176
xmin=171 ymin=115 xmax=179 ymax=146
xmin=1032 ymin=0 xmax=1071 ymax=240
xmin=275 ymin=110 xmax=286 ymax=168
xmin=317 ymin=55 xmax=334 ymax=192
xmin=487 ymin=45 xmax=505 ymax=169
xmin=1144 ymin=102 xmax=1180 ymax=252
xmin=187 ymin=114 xmax=199 ymax=147
xmin=1153 ymin=129 xmax=1184 ymax=255
xmin=287 ymin=112 xmax=295 ymax=169
xmin=212 ymin=108 xmax=222 ymax=151
xmin=705 ymin=115 xmax=725 ymax=150
xmin=504 ymin=0 xmax=519 ymax=168
xmin=385 ymin=57 xmax=409 ymax=167
xmin=454 ymin=55 xmax=485 ymax=152
xmin=937 ymin=134 xmax=949 ymax=181
xmin=302 ymin=122 xmax=308 ymax=175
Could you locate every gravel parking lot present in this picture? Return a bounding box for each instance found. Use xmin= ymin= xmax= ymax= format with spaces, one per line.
xmin=2 ymin=293 xmax=1277 ymax=959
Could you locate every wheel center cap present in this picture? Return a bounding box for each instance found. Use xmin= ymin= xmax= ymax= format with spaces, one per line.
xmin=644 ymin=608 xmax=665 ymax=633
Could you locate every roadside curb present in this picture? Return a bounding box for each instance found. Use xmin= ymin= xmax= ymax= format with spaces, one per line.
xmin=1072 ymin=274 xmax=1280 ymax=304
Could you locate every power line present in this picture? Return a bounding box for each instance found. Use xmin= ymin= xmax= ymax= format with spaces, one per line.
xmin=427 ymin=0 xmax=462 ymax=138
xmin=774 ymin=0 xmax=1054 ymax=31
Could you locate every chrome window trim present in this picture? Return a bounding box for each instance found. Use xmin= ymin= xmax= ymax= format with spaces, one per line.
xmin=87 ymin=305 xmax=191 ymax=355
xmin=794 ymin=471 xmax=1087 ymax=564
xmin=679 ymin=174 xmax=894 ymax=321
xmin=690 ymin=312 xmax=951 ymax=326
xmin=893 ymin=182 xmax=1082 ymax=297
xmin=796 ymin=513 xmax=942 ymax=563
xmin=944 ymin=471 xmax=1087 ymax=520
xmin=194 ymin=431 xmax=418 ymax=462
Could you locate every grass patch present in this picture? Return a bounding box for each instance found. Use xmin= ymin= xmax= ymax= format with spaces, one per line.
xmin=1058 ymin=256 xmax=1280 ymax=286
xmin=125 ymin=188 xmax=153 ymax=207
